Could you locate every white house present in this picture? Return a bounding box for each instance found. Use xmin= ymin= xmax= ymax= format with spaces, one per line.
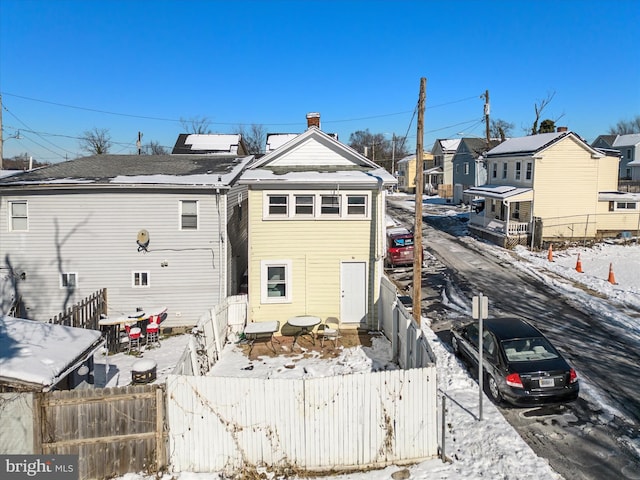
xmin=0 ymin=154 xmax=253 ymax=328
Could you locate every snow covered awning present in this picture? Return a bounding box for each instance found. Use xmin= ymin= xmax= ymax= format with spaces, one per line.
xmin=464 ymin=185 xmax=533 ymax=202
xmin=598 ymin=191 xmax=640 ymax=202
xmin=0 ymin=316 xmax=105 ymax=391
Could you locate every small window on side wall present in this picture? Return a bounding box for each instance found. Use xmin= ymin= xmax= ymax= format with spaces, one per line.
xmin=61 ymin=273 xmax=77 ymax=288
xmin=133 ymin=271 xmax=150 ymax=287
xmin=180 ymin=200 xmax=198 ymax=230
xmin=10 ymin=201 xmax=28 ymax=231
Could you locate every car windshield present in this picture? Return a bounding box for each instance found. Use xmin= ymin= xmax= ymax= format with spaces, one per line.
xmin=501 ymin=337 xmax=559 ymax=362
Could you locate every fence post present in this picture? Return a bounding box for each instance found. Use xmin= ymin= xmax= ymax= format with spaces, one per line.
xmin=440 ymin=394 xmax=446 ymax=462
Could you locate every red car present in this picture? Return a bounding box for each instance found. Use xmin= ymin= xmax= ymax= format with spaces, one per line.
xmin=386 ymin=227 xmax=415 ymax=267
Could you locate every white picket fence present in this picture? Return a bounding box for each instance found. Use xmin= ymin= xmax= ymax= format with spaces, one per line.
xmin=165 ymin=278 xmax=438 ymax=474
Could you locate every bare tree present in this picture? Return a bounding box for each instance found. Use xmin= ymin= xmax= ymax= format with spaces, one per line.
xmin=79 ymin=128 xmax=112 ymax=155
xmin=609 ymin=115 xmax=640 ymax=135
xmin=145 ymin=141 xmax=169 ymax=155
xmin=235 ymin=124 xmax=266 ymax=154
xmin=180 ymin=116 xmax=212 ymax=134
xmin=490 ymin=119 xmax=514 ymax=141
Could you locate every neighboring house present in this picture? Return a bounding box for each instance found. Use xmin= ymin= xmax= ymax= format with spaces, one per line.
xmin=452 ymin=138 xmax=501 ymax=204
xmin=629 ymin=158 xmax=640 ymax=181
xmin=239 ymin=115 xmax=396 ymax=330
xmin=396 ymin=152 xmax=435 ymax=194
xmin=0 ymin=154 xmax=253 ymax=327
xmin=396 ymin=154 xmax=416 ymax=193
xmin=465 ymin=130 xmax=636 ymax=247
xmin=592 ymin=133 xmax=640 ymax=179
xmin=431 ymin=138 xmax=460 ymax=199
xmin=172 ymin=133 xmax=248 ymax=155
xmin=0 ymin=315 xmax=104 ymax=392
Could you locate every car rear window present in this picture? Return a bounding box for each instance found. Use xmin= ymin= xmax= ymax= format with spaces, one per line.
xmin=392 ymin=237 xmax=414 ymax=247
xmin=502 ymin=337 xmax=559 ymax=362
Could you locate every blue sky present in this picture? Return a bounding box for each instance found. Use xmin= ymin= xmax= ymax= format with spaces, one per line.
xmin=1 ymin=0 xmax=639 ymax=163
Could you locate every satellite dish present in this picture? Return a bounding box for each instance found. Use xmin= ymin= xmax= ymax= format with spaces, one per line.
xmin=137 ymin=229 xmax=150 ymax=251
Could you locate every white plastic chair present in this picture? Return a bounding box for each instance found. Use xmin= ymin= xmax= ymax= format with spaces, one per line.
xmin=317 ymin=317 xmax=341 ymax=348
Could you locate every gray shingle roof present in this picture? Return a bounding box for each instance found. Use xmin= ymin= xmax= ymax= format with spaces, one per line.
xmin=0 ymin=154 xmax=253 ymax=186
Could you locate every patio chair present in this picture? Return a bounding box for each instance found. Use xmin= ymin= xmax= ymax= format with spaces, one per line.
xmin=145 ymin=315 xmax=161 ymax=348
xmin=317 ymin=317 xmax=341 ymax=348
xmin=124 ymin=324 xmax=142 ymax=353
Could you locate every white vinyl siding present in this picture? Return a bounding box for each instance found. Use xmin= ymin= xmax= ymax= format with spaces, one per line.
xmin=0 ymin=191 xmax=226 ymax=327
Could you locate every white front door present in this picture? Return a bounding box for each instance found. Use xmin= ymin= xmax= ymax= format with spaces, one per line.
xmin=340 ymin=261 xmax=367 ymax=324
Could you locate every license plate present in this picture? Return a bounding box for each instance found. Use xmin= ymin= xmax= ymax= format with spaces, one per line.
xmin=539 ymin=377 xmax=555 ymax=388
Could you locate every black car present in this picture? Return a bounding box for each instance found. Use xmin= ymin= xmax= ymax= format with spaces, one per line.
xmin=450 ymin=317 xmax=579 ymax=406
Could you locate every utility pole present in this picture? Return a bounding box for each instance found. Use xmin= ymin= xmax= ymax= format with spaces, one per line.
xmin=137 ymin=131 xmax=143 ymax=155
xmin=482 ymin=90 xmax=490 ymax=147
xmin=413 ymin=77 xmax=426 ymax=325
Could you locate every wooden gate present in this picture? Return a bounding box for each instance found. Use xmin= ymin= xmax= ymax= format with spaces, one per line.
xmin=35 ymin=384 xmax=166 ymax=480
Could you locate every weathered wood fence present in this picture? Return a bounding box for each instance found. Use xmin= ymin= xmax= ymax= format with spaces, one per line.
xmin=48 ymin=288 xmax=107 ymax=330
xmin=35 ymin=384 xmax=165 ymax=480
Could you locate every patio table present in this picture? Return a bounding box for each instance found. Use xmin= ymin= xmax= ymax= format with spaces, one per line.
xmin=244 ymin=321 xmax=280 ymax=355
xmin=98 ymin=315 xmax=139 ymax=354
xmin=288 ymin=316 xmax=321 ymax=349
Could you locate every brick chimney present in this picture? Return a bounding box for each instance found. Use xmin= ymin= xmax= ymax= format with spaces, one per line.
xmin=306 ymin=112 xmax=321 ymax=129
xmin=557 ymin=126 xmax=568 ymax=132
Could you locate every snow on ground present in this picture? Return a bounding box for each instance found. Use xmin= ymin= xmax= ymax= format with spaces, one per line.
xmin=107 ymin=194 xmax=640 ymax=479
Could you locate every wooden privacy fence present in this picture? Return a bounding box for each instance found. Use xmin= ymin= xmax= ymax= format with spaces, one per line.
xmin=49 ymin=288 xmax=107 ymax=330
xmin=166 ymin=367 xmax=437 ymax=475
xmin=34 ymin=384 xmax=166 ymax=480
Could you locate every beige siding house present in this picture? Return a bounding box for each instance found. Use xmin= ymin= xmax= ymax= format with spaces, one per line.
xmin=239 ymin=120 xmax=396 ymax=330
xmin=466 ymin=131 xmax=639 ymax=247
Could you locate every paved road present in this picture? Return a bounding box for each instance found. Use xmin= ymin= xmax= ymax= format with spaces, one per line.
xmin=387 ymin=201 xmax=640 ymax=479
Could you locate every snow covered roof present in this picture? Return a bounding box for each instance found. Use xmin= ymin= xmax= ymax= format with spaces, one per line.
xmin=265 ymin=134 xmax=299 ymax=152
xmin=171 ymin=134 xmax=247 ymax=155
xmin=487 ymin=132 xmax=567 ymax=156
xmin=438 ymin=139 xmax=461 ymax=153
xmin=464 ymin=184 xmax=533 ymax=200
xmin=613 ymin=133 xmax=640 ymax=148
xmin=0 ymin=154 xmax=255 ymax=189
xmin=0 ymin=316 xmax=104 ymax=391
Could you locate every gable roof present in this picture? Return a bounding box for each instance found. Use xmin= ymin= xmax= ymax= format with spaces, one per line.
xmin=486 ymin=131 xmax=602 ymax=158
xmin=0 ymin=316 xmax=104 ymax=391
xmin=612 ymin=133 xmax=640 ymax=148
xmin=240 ymin=127 xmax=395 ymax=187
xmin=172 ymin=134 xmax=247 ymax=155
xmin=0 ymin=154 xmax=254 ymax=189
xmin=458 ymin=138 xmax=502 ymax=157
xmin=433 ymin=138 xmax=461 ymax=154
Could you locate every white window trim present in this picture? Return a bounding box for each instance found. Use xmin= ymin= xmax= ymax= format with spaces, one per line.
xmin=132 ymin=271 xmax=150 ymax=288
xmin=262 ymin=191 xmax=371 ymax=220
xmin=179 ymin=200 xmax=199 ymax=231
xmin=9 ymin=200 xmax=28 ymax=232
xmin=614 ymin=201 xmax=637 ymax=211
xmin=260 ymin=260 xmax=292 ymax=304
xmin=60 ymin=272 xmax=78 ymax=288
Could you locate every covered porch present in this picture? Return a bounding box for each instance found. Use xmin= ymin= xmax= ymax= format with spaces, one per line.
xmin=464 ymin=185 xmax=533 ymax=246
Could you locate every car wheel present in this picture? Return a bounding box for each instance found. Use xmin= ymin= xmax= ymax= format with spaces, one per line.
xmin=487 ymin=375 xmax=503 ymax=405
xmin=451 ymin=336 xmax=459 ymax=355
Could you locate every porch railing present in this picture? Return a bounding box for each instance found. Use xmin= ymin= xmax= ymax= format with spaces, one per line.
xmin=469 ymin=214 xmax=529 ymax=236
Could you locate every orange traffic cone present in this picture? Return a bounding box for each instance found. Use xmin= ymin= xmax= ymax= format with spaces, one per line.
xmin=547 ymin=244 xmax=554 ymax=262
xmin=575 ymin=254 xmax=583 ymax=273
xmin=607 ymin=263 xmax=617 ymax=284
